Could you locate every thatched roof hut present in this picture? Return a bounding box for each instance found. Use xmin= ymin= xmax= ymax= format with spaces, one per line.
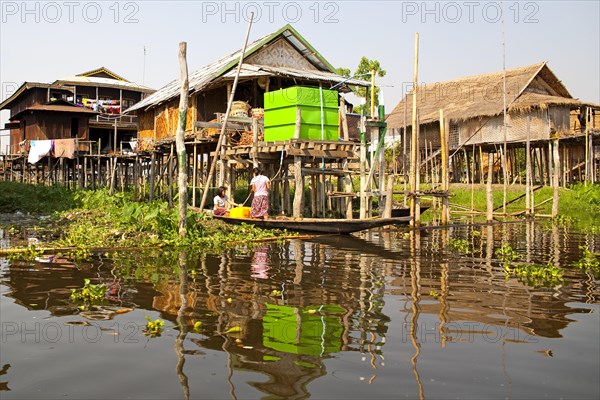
xmin=386 ymin=62 xmax=599 ymax=148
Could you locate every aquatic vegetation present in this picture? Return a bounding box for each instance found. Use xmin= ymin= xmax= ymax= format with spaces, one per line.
xmin=429 ymin=290 xmax=439 ymax=299
xmin=497 ymin=243 xmax=562 ymax=287
xmin=496 ymin=243 xmax=521 ymax=269
xmin=144 ymin=316 xmax=165 ymax=337
xmin=70 ymin=279 xmax=107 ymax=309
xmin=448 ymin=238 xmax=470 ymax=254
xmin=509 ymin=262 xmax=564 ymax=288
xmin=574 ymin=246 xmax=600 ymax=276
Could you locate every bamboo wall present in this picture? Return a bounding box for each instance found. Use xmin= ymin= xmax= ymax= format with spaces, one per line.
xmin=137 ymin=98 xmax=195 ymax=141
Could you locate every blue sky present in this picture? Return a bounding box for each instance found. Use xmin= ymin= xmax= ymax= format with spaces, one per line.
xmin=1 ymin=1 xmax=599 ymax=150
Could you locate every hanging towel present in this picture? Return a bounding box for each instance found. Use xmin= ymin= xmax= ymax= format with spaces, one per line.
xmin=53 ymin=138 xmax=76 ymax=159
xmin=28 ymin=140 xmax=53 ymax=164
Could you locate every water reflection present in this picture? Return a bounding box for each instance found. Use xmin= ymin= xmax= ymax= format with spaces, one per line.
xmin=0 ymin=223 xmax=598 ymax=399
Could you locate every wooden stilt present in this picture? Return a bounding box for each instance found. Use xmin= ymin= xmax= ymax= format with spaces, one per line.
xmin=486 ymin=151 xmax=494 ymax=221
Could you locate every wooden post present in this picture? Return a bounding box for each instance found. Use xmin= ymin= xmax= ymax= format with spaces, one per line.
xmin=293 ymin=156 xmax=303 ymax=217
xmin=340 ymin=96 xmax=349 ymax=140
xmin=168 ymin=144 xmax=174 ymax=207
xmin=192 ymin=144 xmax=197 ymax=207
xmin=175 ymin=41 xmax=189 ymax=237
xmin=409 ymin=32 xmax=419 ymax=227
xmin=585 ymin=107 xmax=590 ymax=184
xmin=359 ymin=116 xmax=367 ymax=219
xmin=525 ymin=116 xmax=531 ymax=215
xmin=149 ymin=151 xmax=156 ymax=201
xmin=252 ymin=117 xmax=259 ymax=166
xmin=383 ymin=175 xmax=394 ymax=218
xmin=199 ymin=13 xmax=254 ymax=211
xmin=552 ymin=139 xmax=560 ymax=218
xmin=439 ymin=109 xmax=449 ymax=225
xmin=370 ymin=69 xmax=376 ymax=118
xmin=486 ymin=151 xmax=494 ymax=222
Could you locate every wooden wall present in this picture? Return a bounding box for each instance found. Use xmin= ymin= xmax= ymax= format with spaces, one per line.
xmin=20 ymin=113 xmax=89 ymax=141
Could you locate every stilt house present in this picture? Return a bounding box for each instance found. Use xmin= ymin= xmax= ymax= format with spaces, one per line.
xmin=386 ymin=62 xmax=600 ymax=184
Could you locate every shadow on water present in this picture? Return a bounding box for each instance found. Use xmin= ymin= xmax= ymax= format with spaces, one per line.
xmin=0 ymin=222 xmax=599 ymax=399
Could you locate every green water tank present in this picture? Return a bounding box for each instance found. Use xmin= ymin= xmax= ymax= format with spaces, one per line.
xmin=264 ymin=86 xmax=339 ymax=142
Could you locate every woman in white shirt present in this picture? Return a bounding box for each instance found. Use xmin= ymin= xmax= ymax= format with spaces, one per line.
xmin=250 ymin=167 xmax=270 ymax=219
xmin=213 ymin=186 xmax=230 ymax=216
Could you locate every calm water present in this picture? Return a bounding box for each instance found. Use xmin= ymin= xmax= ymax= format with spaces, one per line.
xmin=1 ymin=222 xmax=598 ymax=399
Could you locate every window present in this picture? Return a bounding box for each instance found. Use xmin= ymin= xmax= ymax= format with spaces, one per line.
xmin=449 ymin=123 xmax=460 ymax=147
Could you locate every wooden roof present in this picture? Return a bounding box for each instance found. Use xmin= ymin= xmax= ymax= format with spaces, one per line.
xmin=77 ymin=67 xmax=127 ymax=81
xmin=385 ymin=62 xmax=592 ymax=128
xmin=9 ymin=100 xmax=99 ymax=120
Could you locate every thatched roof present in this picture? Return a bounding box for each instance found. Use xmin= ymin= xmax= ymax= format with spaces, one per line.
xmin=386 ymin=62 xmax=594 ymax=128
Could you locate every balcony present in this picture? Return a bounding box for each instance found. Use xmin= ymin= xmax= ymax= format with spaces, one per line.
xmin=89 ymin=113 xmax=138 ymax=129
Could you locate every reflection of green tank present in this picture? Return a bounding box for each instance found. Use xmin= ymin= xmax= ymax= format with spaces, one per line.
xmin=262 ymin=303 xmax=344 ymax=356
xmin=264 ymin=86 xmax=339 ymax=142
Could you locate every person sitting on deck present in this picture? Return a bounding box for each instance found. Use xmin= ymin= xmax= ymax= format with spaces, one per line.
xmin=213 ymin=186 xmax=233 ymax=216
xmin=250 ymin=167 xmax=270 ymax=219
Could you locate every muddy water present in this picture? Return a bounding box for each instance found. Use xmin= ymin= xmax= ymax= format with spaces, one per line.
xmin=1 ymin=222 xmax=598 ymax=399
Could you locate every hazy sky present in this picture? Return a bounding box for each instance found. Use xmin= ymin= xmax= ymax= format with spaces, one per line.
xmin=1 ymin=1 xmax=599 ymax=150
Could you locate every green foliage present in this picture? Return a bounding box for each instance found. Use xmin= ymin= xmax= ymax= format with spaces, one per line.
xmin=495 ymin=243 xmax=521 ymax=269
xmin=336 ymin=67 xmax=351 ymax=78
xmin=144 ymin=316 xmax=165 ymax=337
xmin=70 ymin=279 xmax=107 ymax=309
xmin=574 ymin=246 xmax=600 ymax=276
xmin=337 ymin=57 xmax=386 ymax=114
xmin=0 ymin=182 xmax=80 ymax=215
xmin=496 ymin=243 xmax=562 ymax=287
xmin=558 ymin=184 xmax=600 ymax=230
xmin=509 ymin=262 xmax=564 ymax=288
xmin=429 ymin=290 xmax=439 ymax=299
xmin=448 ymin=238 xmax=470 ymax=254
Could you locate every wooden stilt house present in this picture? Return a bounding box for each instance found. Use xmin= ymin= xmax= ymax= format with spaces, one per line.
xmin=386 ymin=62 xmax=600 ymax=184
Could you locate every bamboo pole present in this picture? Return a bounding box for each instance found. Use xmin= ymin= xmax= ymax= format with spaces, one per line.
xmin=359 ymin=114 xmax=367 ymax=219
xmin=439 ymin=109 xmax=449 ymax=224
xmin=199 ymin=13 xmax=254 ymax=211
xmin=552 ymin=139 xmax=560 ymax=218
xmin=486 ymin=152 xmax=494 ymax=222
xmin=585 ymin=107 xmax=590 ymax=184
xmin=526 ymin=116 xmax=531 ymax=216
xmin=176 ymin=42 xmax=190 ymax=237
xmin=370 ymin=69 xmax=376 ymax=117
xmin=409 ymin=32 xmax=419 ymax=227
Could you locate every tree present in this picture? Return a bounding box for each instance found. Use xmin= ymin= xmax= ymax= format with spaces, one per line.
xmin=337 ymin=57 xmax=386 ymax=114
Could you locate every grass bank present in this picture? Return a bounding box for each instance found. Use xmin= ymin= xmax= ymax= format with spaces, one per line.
xmin=436 ymin=183 xmax=600 ymax=229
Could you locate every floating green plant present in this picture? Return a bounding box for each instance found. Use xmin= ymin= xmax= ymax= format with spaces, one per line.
xmin=144 ymin=316 xmax=165 ymax=337
xmin=574 ymin=246 xmax=600 ymax=276
xmin=496 ymin=243 xmax=521 ymax=270
xmin=429 ymin=290 xmax=439 ymax=299
xmin=448 ymin=238 xmax=470 ymax=254
xmin=508 ymin=262 xmax=564 ymax=288
xmin=70 ymin=279 xmax=107 ymax=309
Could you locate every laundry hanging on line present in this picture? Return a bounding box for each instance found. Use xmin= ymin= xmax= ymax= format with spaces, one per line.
xmin=28 ymin=140 xmax=53 ymax=164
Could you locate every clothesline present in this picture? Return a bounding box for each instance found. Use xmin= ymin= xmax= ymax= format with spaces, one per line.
xmin=26 ymin=139 xmax=78 ymax=164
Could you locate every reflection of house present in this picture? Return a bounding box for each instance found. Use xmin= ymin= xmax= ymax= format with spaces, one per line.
xmin=128 ymin=24 xmax=367 ymax=142
xmin=1 ymin=67 xmax=154 ymax=154
xmin=386 ymin=62 xmax=600 ymax=183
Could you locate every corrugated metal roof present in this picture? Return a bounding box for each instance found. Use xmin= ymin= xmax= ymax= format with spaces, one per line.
xmin=54 ymin=76 xmax=155 ymax=93
xmin=244 ymin=65 xmax=371 ymax=88
xmin=127 ymin=24 xmax=364 ymax=113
